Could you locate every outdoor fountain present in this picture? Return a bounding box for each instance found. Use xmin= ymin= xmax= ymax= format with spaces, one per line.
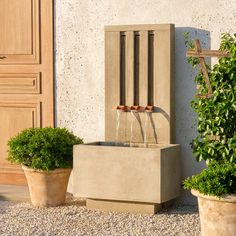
xmin=72 ymin=24 xmax=181 ymax=214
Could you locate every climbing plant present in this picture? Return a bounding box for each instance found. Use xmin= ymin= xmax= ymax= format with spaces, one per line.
xmin=184 ymin=33 xmax=236 ymax=164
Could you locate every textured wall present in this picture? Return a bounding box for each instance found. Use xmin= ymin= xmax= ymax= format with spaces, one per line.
xmin=55 ymin=0 xmax=236 ymax=202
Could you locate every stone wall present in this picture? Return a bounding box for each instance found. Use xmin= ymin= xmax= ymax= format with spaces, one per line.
xmin=55 ymin=0 xmax=236 ymax=202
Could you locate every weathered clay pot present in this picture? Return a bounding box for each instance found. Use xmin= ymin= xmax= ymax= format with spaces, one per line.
xmin=22 ymin=165 xmax=71 ymax=207
xmin=192 ymin=190 xmax=236 ymax=236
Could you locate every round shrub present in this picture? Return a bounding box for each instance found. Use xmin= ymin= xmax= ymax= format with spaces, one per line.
xmin=184 ymin=161 xmax=236 ymax=197
xmin=8 ymin=127 xmax=83 ymax=171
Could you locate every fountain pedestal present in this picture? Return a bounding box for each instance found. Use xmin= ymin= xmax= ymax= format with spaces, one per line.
xmin=73 ymin=142 xmax=181 ymax=214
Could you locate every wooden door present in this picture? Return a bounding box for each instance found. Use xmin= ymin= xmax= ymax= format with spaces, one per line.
xmin=0 ymin=0 xmax=54 ymax=185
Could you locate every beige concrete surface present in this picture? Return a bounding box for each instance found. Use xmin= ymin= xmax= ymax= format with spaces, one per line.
xmin=105 ymin=24 xmax=174 ymax=145
xmin=0 ymin=184 xmax=30 ymax=202
xmin=56 ymin=0 xmax=236 ymax=203
xmin=73 ymin=143 xmax=181 ymax=205
xmin=87 ymin=198 xmax=162 ymax=214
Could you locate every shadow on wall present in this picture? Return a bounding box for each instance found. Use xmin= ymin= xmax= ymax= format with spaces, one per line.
xmin=174 ymin=27 xmax=210 ymax=204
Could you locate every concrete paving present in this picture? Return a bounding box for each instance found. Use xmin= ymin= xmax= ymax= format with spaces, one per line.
xmin=0 ymin=185 xmax=30 ymax=202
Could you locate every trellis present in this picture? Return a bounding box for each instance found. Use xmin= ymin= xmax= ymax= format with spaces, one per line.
xmin=186 ymin=39 xmax=229 ymax=98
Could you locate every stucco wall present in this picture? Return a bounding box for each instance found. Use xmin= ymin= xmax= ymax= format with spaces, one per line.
xmin=55 ymin=0 xmax=236 ymax=202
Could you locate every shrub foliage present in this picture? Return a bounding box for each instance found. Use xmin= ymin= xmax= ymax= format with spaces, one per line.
xmin=184 ymin=33 xmax=236 ymax=164
xmin=183 ymin=33 xmax=236 ymax=196
xmin=8 ymin=127 xmax=83 ymax=171
xmin=184 ymin=161 xmax=236 ymax=197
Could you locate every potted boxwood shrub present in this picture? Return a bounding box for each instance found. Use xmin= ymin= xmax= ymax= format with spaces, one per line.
xmin=183 ymin=33 xmax=236 ymax=236
xmin=8 ymin=127 xmax=83 ymax=207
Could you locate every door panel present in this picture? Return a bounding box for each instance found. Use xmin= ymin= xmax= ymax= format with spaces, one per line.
xmin=0 ymin=102 xmax=41 ymax=163
xmin=0 ymin=0 xmax=40 ymax=64
xmin=0 ymin=73 xmax=41 ymax=94
xmin=0 ymin=0 xmax=54 ymax=185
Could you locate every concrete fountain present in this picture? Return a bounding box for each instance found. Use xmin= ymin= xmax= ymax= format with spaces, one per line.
xmin=72 ymin=24 xmax=181 ymax=214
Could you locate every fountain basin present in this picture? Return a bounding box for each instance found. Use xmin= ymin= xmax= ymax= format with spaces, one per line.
xmin=72 ymin=142 xmax=181 ymax=214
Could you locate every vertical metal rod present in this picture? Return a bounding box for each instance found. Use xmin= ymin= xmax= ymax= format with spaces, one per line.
xmin=120 ymin=32 xmax=126 ymax=105
xmin=148 ymin=31 xmax=154 ymax=105
xmin=134 ymin=31 xmax=140 ymax=105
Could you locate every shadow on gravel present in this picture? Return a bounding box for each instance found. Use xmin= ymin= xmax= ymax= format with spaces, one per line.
xmin=64 ymin=199 xmax=86 ymax=207
xmin=0 ymin=200 xmax=15 ymax=214
xmin=158 ymin=204 xmax=199 ymax=216
xmin=0 ymin=195 xmax=8 ymax=201
xmin=64 ymin=193 xmax=86 ymax=207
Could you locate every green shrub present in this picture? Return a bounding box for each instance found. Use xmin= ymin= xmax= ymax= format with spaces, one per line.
xmin=183 ymin=33 xmax=236 ymax=196
xmin=184 ymin=161 xmax=236 ymax=197
xmin=185 ymin=33 xmax=236 ymax=164
xmin=8 ymin=127 xmax=83 ymax=171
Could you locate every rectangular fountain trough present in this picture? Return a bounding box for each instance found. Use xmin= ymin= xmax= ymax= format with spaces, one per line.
xmin=73 ymin=142 xmax=181 ymax=214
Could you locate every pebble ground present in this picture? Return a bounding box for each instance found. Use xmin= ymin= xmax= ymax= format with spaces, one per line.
xmin=0 ymin=199 xmax=200 ymax=236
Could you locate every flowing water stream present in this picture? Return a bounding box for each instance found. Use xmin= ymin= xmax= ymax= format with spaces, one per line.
xmin=130 ymin=111 xmax=135 ymax=146
xmin=130 ymin=111 xmax=145 ymax=147
xmin=144 ymin=112 xmax=151 ymax=147
xmin=115 ymin=109 xmax=128 ymax=145
xmin=115 ymin=109 xmax=122 ymax=145
xmin=116 ymin=109 xmax=155 ymax=147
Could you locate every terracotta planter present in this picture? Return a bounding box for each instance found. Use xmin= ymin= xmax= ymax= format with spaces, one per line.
xmin=22 ymin=165 xmax=71 ymax=207
xmin=192 ymin=190 xmax=236 ymax=236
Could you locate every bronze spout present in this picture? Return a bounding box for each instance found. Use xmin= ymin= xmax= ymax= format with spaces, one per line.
xmin=145 ymin=106 xmax=154 ymax=113
xmin=116 ymin=105 xmax=130 ymax=112
xmin=131 ymin=106 xmax=145 ymax=112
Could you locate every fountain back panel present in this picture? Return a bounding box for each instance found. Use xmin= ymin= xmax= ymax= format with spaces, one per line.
xmin=106 ymin=24 xmax=174 ymax=144
xmin=72 ymin=24 xmax=181 ymax=214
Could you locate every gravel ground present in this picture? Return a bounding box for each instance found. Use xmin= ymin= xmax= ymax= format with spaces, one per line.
xmin=0 ymin=199 xmax=200 ymax=236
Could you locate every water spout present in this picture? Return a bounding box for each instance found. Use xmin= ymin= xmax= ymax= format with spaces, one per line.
xmin=130 ymin=105 xmax=145 ymax=112
xmin=145 ymin=105 xmax=154 ymax=113
xmin=116 ymin=105 xmax=130 ymax=112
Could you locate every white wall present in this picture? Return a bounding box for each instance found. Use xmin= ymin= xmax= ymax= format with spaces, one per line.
xmin=55 ymin=0 xmax=236 ymax=202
